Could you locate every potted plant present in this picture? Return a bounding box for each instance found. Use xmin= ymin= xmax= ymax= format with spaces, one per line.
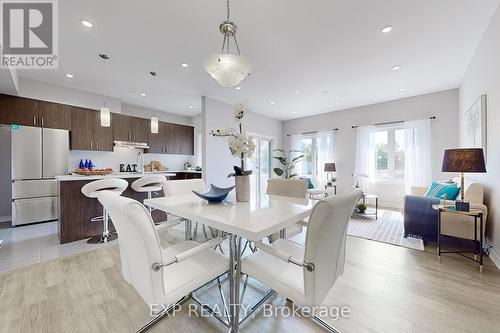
xmin=356 ymin=203 xmax=367 ymax=214
xmin=272 ymin=149 xmax=304 ymax=178
xmin=210 ymin=103 xmax=255 ymax=202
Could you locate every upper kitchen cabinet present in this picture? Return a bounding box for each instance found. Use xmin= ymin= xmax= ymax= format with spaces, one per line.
xmin=179 ymin=125 xmax=194 ymax=155
xmin=147 ymin=122 xmax=166 ymax=154
xmin=92 ymin=110 xmax=113 ymax=151
xmin=70 ymin=107 xmax=113 ymax=151
xmin=112 ymin=113 xmax=132 ymax=141
xmin=0 ymin=94 xmax=39 ymax=127
xmin=131 ymin=117 xmax=150 ymax=143
xmin=164 ymin=123 xmax=180 ymax=154
xmin=37 ymin=101 xmax=71 ymax=130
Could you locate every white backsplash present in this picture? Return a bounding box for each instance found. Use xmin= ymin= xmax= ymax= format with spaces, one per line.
xmin=68 ymin=146 xmax=196 ymax=173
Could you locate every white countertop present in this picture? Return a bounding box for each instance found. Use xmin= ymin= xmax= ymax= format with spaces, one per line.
xmin=56 ymin=171 xmax=198 ymax=182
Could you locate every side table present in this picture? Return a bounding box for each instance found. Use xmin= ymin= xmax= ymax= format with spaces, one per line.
xmin=432 ymin=204 xmax=484 ymax=273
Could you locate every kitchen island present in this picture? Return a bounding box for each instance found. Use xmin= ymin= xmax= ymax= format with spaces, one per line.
xmin=56 ymin=171 xmax=202 ymax=243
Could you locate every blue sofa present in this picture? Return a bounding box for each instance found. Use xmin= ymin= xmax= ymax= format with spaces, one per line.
xmin=403 ymin=195 xmax=440 ymax=242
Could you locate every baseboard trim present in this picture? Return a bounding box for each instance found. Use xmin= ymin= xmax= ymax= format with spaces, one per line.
xmin=0 ymin=216 xmax=11 ymax=223
xmin=489 ymin=248 xmax=500 ymax=270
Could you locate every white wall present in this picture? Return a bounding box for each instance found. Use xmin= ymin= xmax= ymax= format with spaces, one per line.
xmin=283 ymin=89 xmax=459 ymax=207
xmin=202 ymin=97 xmax=283 ymax=187
xmin=459 ymin=4 xmax=500 ymax=267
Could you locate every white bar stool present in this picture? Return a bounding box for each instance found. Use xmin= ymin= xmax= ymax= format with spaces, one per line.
xmin=81 ymin=178 xmax=128 ymax=244
xmin=131 ymin=175 xmax=167 ymax=214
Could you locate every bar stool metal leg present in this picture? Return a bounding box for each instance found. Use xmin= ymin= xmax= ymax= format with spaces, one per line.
xmin=88 ymin=208 xmax=118 ymax=244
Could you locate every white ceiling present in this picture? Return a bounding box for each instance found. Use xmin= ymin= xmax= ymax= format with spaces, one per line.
xmin=17 ymin=0 xmax=500 ymax=120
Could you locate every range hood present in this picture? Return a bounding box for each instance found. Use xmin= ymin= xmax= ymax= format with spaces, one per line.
xmin=114 ymin=140 xmax=149 ymax=149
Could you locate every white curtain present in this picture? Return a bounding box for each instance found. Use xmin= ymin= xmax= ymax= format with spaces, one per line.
xmin=354 ymin=125 xmax=375 ymax=192
xmin=290 ymin=134 xmax=304 ymax=176
xmin=403 ymin=119 xmax=431 ymax=194
xmin=314 ymin=130 xmax=335 ymax=188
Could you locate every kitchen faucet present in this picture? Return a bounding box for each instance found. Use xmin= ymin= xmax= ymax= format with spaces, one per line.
xmin=137 ymin=151 xmax=145 ymax=174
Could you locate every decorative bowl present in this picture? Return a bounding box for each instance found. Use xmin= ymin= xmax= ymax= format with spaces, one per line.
xmin=193 ymin=184 xmax=235 ymax=203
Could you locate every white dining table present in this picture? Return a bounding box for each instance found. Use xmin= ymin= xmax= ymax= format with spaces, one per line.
xmin=145 ymin=192 xmax=315 ymax=332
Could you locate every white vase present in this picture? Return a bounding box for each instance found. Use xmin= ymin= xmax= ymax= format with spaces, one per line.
xmin=235 ymin=175 xmax=250 ymax=202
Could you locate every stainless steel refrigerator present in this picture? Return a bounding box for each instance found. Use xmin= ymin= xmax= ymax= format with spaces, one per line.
xmin=7 ymin=125 xmax=69 ymax=226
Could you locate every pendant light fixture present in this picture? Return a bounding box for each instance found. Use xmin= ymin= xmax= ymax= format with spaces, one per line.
xmin=204 ymin=0 xmax=252 ymax=87
xmin=99 ymin=53 xmax=111 ymax=127
xmin=149 ymin=71 xmax=159 ymax=134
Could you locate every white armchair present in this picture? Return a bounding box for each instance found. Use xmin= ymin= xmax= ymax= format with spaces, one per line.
xmin=409 ymin=177 xmax=488 ymax=240
xmin=97 ymin=191 xmax=228 ymax=331
xmin=241 ymin=189 xmax=362 ymax=331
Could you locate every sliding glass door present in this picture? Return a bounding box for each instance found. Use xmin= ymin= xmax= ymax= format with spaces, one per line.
xmin=247 ymin=137 xmax=272 ymax=194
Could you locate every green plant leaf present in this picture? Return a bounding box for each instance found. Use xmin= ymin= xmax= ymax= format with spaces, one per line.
xmin=273 ymin=168 xmax=284 ymax=176
xmin=289 ymin=173 xmax=298 ymax=178
xmin=273 ymin=156 xmax=287 ymax=164
xmin=291 ymin=155 xmax=304 ymax=163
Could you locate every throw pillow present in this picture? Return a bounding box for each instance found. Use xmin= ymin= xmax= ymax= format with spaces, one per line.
xmin=424 ymin=182 xmax=461 ymax=200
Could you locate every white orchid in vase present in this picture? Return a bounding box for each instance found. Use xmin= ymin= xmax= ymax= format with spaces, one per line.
xmin=210 ymin=103 xmax=255 ymax=177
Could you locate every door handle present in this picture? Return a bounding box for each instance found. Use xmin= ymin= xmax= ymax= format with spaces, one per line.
xmin=97 ymin=142 xmax=99 ymax=150
xmin=41 ymin=117 xmax=44 ymax=127
xmin=90 ymin=141 xmax=93 ymax=149
xmin=33 ymin=116 xmax=36 ymax=126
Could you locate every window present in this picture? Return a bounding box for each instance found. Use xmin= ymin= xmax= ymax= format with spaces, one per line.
xmin=292 ymin=131 xmax=334 ymax=187
xmin=373 ymin=127 xmax=405 ymax=181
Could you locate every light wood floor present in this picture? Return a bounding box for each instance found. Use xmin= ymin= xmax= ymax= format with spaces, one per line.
xmin=0 ymin=236 xmax=499 ymax=333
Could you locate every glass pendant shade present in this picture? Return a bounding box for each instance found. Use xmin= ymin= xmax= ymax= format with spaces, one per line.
xmin=151 ymin=117 xmax=159 ymax=134
xmin=100 ymin=107 xmax=111 ymax=127
xmin=204 ymin=53 xmax=252 ymax=88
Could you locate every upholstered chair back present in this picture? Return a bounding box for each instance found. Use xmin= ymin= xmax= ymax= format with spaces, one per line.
xmin=452 ymin=177 xmax=484 ymax=204
xmin=303 ymin=188 xmax=362 ymax=305
xmin=162 ymin=179 xmax=205 ymax=196
xmin=98 ymin=191 xmax=164 ymax=305
xmin=266 ymin=178 xmax=308 ymax=198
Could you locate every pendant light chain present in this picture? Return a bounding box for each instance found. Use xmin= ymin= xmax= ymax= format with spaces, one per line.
xmin=226 ymin=0 xmax=230 ymax=21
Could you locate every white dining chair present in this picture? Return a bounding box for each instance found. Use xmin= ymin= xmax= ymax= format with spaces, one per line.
xmin=266 ymin=178 xmax=308 ymax=242
xmin=97 ymin=191 xmax=228 ymax=332
xmin=161 ymin=179 xmax=216 ymax=242
xmin=241 ymin=188 xmax=362 ymax=332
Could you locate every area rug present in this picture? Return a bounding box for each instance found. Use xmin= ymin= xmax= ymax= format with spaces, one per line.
xmin=348 ymin=209 xmax=425 ymax=251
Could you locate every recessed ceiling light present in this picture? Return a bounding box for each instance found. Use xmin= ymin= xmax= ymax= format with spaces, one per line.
xmin=65 ymin=73 xmax=74 ymax=78
xmin=181 ymin=63 xmax=189 ymax=68
xmin=382 ymin=26 xmax=393 ymax=33
xmin=81 ymin=20 xmax=93 ymax=28
xmin=270 ymin=102 xmax=275 ymax=105
xmin=293 ymin=111 xmax=297 ymax=114
xmin=235 ymin=86 xmax=241 ymax=90
xmin=295 ymin=91 xmax=300 ymax=95
xmin=140 ymin=92 xmax=147 ymax=97
xmin=336 ymin=102 xmax=341 ymax=105
xmin=189 ymin=105 xmax=194 ymax=109
xmin=392 ymin=65 xmax=401 ymax=71
xmin=399 ymin=88 xmax=406 ymax=92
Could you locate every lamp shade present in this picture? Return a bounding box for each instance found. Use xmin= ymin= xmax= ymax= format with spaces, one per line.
xmin=150 ymin=117 xmax=159 ymax=134
xmin=204 ymin=53 xmax=252 ymax=87
xmin=100 ymin=107 xmax=110 ymax=127
xmin=324 ymin=163 xmax=336 ymax=172
xmin=441 ymin=148 xmax=486 ymax=173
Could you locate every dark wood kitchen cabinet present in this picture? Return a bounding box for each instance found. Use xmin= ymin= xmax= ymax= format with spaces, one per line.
xmin=70 ymin=107 xmax=113 ymax=151
xmin=131 ymin=117 xmax=150 ymax=143
xmin=0 ymin=94 xmax=38 ymax=126
xmin=164 ymin=123 xmax=180 ymax=154
xmin=147 ymin=121 xmax=166 ymax=153
xmin=112 ymin=113 xmax=132 ymax=141
xmin=37 ymin=101 xmax=71 ymax=130
xmin=179 ymin=125 xmax=194 ymax=155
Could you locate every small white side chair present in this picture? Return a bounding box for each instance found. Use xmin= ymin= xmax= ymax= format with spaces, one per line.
xmin=241 ymin=189 xmax=362 ymax=332
xmin=266 ymin=178 xmax=308 ymax=241
xmin=161 ymin=179 xmax=210 ymax=240
xmin=131 ymin=174 xmax=167 ymax=214
xmin=81 ymin=178 xmax=128 ymax=244
xmin=97 ymin=191 xmax=228 ymax=332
